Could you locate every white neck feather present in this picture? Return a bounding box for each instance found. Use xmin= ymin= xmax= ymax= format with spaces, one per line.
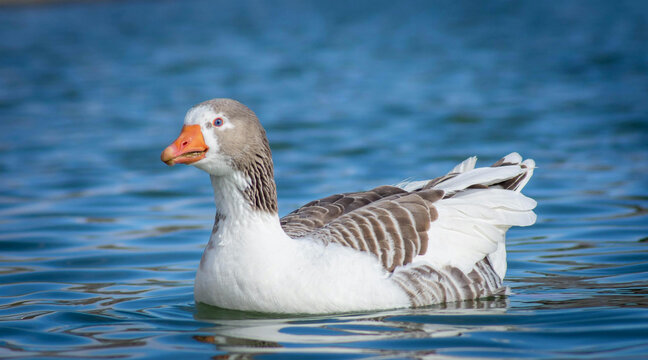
xmin=208 ymin=172 xmax=286 ymax=247
xmin=210 ymin=172 xmax=252 ymax=219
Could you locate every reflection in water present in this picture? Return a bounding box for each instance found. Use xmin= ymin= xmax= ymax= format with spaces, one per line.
xmin=194 ymin=298 xmax=510 ymax=356
xmin=511 ymin=273 xmax=648 ymax=309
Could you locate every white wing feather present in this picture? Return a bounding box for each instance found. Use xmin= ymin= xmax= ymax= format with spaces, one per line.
xmin=450 ymin=156 xmax=477 ymax=174
xmin=409 ymin=154 xmax=536 ymax=280
xmin=433 ymin=166 xmax=524 ymax=192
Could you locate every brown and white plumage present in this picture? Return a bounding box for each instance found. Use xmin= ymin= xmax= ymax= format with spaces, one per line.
xmin=280 ymin=152 xmax=535 ymax=307
xmin=161 ymin=98 xmax=536 ymax=313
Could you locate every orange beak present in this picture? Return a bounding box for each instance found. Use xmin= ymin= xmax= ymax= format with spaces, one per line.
xmin=161 ymin=125 xmax=209 ymax=166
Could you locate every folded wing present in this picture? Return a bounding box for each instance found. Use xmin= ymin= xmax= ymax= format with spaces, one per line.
xmin=280 ymin=152 xmax=536 ymax=304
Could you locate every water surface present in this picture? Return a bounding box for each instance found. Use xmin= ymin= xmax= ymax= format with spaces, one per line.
xmin=1 ymin=1 xmax=647 ymax=358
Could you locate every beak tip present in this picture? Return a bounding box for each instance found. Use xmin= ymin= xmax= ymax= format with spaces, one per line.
xmin=161 ymin=146 xmax=176 ymax=165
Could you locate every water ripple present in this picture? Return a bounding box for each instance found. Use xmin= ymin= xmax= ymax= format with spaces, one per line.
xmin=1 ymin=0 xmax=647 ymax=358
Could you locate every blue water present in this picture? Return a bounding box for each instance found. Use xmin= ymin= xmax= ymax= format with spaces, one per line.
xmin=1 ymin=0 xmax=648 ymax=358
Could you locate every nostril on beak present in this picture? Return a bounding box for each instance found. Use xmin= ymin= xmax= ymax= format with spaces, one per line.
xmin=181 ymin=140 xmax=189 ymax=148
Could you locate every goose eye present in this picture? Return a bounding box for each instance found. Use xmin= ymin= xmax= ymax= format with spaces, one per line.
xmin=213 ymin=118 xmax=224 ymax=127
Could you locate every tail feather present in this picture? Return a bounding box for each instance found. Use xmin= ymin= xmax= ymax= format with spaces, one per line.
xmin=492 ymin=153 xmax=535 ymax=192
xmin=450 ymin=156 xmax=477 ymax=174
xmin=410 ymin=153 xmax=537 ymax=281
xmin=491 ymin=152 xmax=523 ymax=167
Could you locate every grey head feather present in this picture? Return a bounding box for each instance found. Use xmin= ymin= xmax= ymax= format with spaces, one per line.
xmin=202 ymin=99 xmax=278 ymax=213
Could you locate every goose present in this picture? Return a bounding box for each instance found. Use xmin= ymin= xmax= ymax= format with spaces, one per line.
xmin=161 ymin=98 xmax=537 ymax=314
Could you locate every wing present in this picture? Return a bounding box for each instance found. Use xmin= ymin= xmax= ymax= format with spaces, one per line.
xmin=398 ymin=152 xmax=536 ymax=279
xmin=305 ymin=189 xmax=444 ymax=271
xmin=280 ymin=185 xmax=409 ymax=238
xmin=281 ymin=152 xmax=536 ymax=279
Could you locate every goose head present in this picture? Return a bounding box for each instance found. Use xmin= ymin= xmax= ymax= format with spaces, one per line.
xmin=161 ymin=98 xmax=278 ymax=213
xmin=161 ymin=98 xmax=272 ymax=177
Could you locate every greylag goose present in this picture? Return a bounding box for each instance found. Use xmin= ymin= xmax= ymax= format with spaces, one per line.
xmin=161 ymin=98 xmax=536 ymax=314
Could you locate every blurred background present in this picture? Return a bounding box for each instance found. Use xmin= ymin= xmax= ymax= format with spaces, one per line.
xmin=0 ymin=0 xmax=647 ymax=358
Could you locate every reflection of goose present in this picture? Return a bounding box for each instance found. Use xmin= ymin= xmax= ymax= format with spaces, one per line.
xmin=161 ymin=99 xmax=536 ymax=314
xmin=194 ymin=299 xmax=511 ymax=356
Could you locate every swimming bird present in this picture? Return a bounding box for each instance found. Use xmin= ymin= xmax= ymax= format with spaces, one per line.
xmin=161 ymin=98 xmax=537 ymax=314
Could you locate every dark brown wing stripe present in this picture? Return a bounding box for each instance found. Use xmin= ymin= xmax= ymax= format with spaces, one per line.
xmin=334 ymin=226 xmax=355 ymax=249
xmin=474 ymin=258 xmax=500 ymax=290
xmin=392 ymin=258 xmax=504 ymax=307
xmin=491 ymin=160 xmax=517 ymax=167
xmin=499 ymin=164 xmax=529 ymax=190
xmin=365 ymin=213 xmax=387 ymax=265
xmin=281 ymin=185 xmax=409 ymax=238
xmin=489 ymin=155 xmax=533 ymax=191
xmin=345 ymin=218 xmax=366 ymax=251
xmin=306 ymin=189 xmax=441 ymax=271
